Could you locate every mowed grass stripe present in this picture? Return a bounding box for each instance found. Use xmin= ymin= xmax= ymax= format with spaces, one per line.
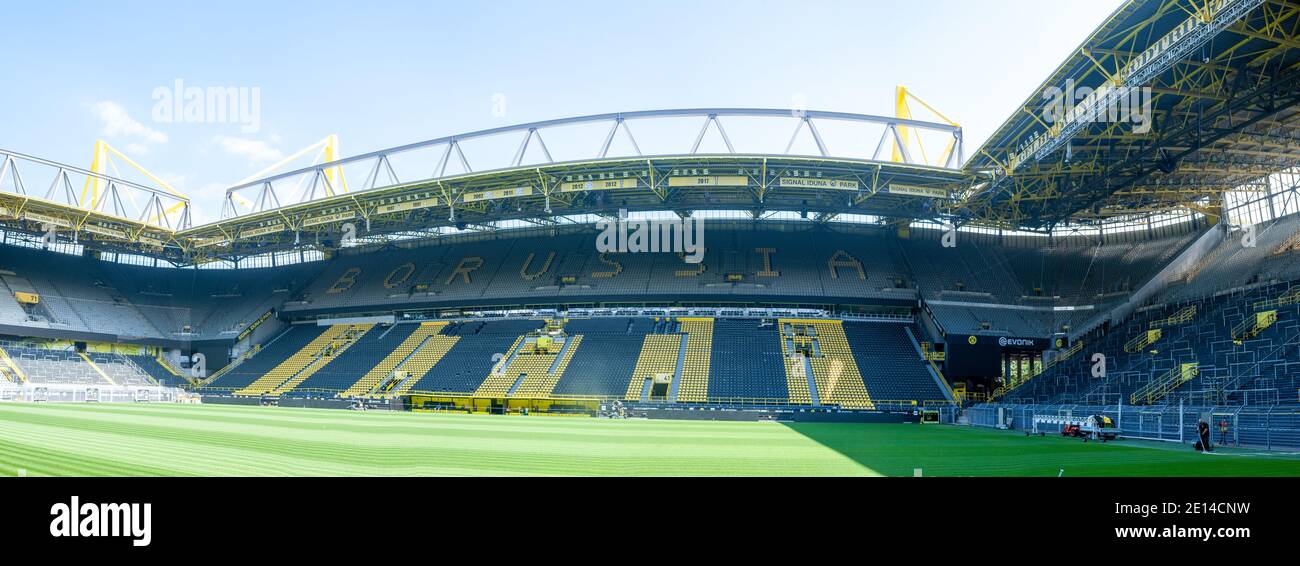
xmin=0 ymin=415 xmax=351 ymax=476
xmin=0 ymin=403 xmax=872 ymax=476
xmin=13 ymin=402 xmax=805 ymax=445
xmin=0 ymin=404 xmax=845 ymax=470
xmin=0 ymin=438 xmax=177 ymax=476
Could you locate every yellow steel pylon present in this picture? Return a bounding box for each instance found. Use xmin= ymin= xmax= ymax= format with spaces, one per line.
xmin=893 ymin=86 xmax=960 ymax=167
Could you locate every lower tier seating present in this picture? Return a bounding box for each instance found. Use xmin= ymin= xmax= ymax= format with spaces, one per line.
xmin=201 ymin=317 xmax=953 ymax=407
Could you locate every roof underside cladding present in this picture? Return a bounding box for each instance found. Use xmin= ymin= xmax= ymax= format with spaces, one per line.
xmin=965 ymin=0 xmax=1300 ymax=228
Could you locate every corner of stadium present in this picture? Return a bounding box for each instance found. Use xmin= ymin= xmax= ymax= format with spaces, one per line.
xmin=3 ymin=0 xmax=1300 ymax=553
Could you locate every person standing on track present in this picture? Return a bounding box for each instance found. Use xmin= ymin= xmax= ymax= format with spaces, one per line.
xmin=1196 ymin=419 xmax=1213 ymax=452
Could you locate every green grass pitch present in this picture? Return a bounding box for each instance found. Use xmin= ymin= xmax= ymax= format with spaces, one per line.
xmin=1 ymin=402 xmax=1299 ymax=476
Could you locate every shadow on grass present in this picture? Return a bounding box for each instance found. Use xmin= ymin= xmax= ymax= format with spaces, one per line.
xmin=784 ymin=422 xmax=1300 ymax=477
xmin=780 ymin=422 xmax=931 ymax=477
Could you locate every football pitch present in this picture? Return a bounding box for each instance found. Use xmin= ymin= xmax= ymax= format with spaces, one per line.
xmin=1 ymin=402 xmax=1299 ymax=477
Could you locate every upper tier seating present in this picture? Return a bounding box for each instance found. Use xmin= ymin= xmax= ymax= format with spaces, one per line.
xmin=283 ymin=229 xmax=920 ymax=314
xmin=1161 ymin=214 xmax=1300 ymax=304
xmin=902 ymin=229 xmax=1199 ymax=305
xmin=0 ymin=244 xmax=322 ymax=340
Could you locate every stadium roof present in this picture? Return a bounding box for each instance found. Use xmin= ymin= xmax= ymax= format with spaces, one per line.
xmin=3 ymin=109 xmax=971 ymax=265
xmin=3 ymin=0 xmax=1299 ymax=265
xmin=963 ymin=0 xmax=1300 ymax=228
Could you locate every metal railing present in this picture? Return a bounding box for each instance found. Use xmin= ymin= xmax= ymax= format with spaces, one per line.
xmin=1149 ymin=305 xmax=1197 ymax=329
xmin=194 ymin=386 xmax=942 ymax=411
xmin=1124 ymin=329 xmax=1161 ymax=353
xmin=1130 ymin=363 xmax=1198 ymax=405
xmin=0 ymin=382 xmax=193 ymax=403
xmin=1230 ymin=310 xmax=1277 ymax=342
xmin=966 ymin=402 xmax=1300 ymax=451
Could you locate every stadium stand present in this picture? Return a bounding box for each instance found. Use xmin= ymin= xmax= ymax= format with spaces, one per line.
xmin=291 ymin=323 xmax=419 ymax=395
xmin=475 ymin=331 xmax=582 ymax=398
xmin=0 ymin=222 xmax=1209 ymax=349
xmin=248 ymin=324 xmax=374 ymax=396
xmin=9 ymin=0 xmax=1300 ymax=436
xmin=675 ymin=319 xmax=713 ymax=402
xmin=403 ymin=320 xmax=541 ymax=394
xmin=1005 ymin=277 xmax=1300 ymax=407
xmin=280 ymin=229 xmax=924 ymax=314
xmin=341 ymin=322 xmax=448 ymax=397
xmin=552 ymin=318 xmax=649 ymax=397
xmin=624 ymin=333 xmax=682 ymax=401
xmin=204 ymin=325 xmax=330 ymax=390
xmin=842 ymin=322 xmax=948 ymax=403
xmin=983 ymin=217 xmax=1300 ymax=408
xmin=6 ymin=210 xmax=1291 ymax=411
xmin=1 ymin=345 xmax=112 ymax=385
xmin=383 ymin=330 xmax=460 ymax=398
xmin=798 ymin=320 xmax=874 ymax=409
xmin=84 ymin=352 xmax=155 ymax=386
xmin=708 ymin=319 xmax=788 ymax=401
xmin=128 ymin=355 xmax=189 ymax=388
xmin=1161 ymin=214 xmax=1300 ymax=304
xmin=0 ymin=245 xmax=322 ymax=341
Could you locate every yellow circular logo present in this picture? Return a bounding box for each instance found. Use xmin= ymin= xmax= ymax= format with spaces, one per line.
xmin=1055 ymin=338 xmax=1064 ymax=348
xmin=967 ymin=336 xmax=977 ymax=345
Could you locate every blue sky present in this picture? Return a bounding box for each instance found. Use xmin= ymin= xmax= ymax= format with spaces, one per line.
xmin=0 ymin=0 xmax=1123 ymax=224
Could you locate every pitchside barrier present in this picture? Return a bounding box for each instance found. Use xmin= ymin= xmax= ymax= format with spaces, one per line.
xmin=966 ymin=402 xmax=1300 ymax=451
xmin=0 ymin=383 xmax=192 ymax=404
xmin=194 ymin=387 xmax=947 ymax=414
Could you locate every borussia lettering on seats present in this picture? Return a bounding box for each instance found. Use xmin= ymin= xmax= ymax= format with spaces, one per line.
xmin=520 ymin=252 xmax=555 ymax=280
xmin=592 ymin=253 xmax=622 ymax=278
xmin=328 ymin=267 xmax=362 ymax=294
xmin=674 ymin=252 xmax=707 ymax=277
xmin=827 ymin=250 xmax=865 ymax=280
xmin=385 ymin=263 xmax=417 ymax=289
xmin=755 ymin=248 xmax=780 ymax=277
xmin=445 ymin=257 xmax=485 ymax=285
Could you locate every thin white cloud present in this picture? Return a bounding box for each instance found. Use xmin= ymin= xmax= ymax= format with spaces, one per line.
xmin=213 ymin=135 xmax=283 ymax=164
xmin=93 ymin=101 xmax=168 ymax=144
xmin=125 ymin=142 xmax=151 ymax=156
xmin=187 ymin=182 xmax=231 ymax=225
